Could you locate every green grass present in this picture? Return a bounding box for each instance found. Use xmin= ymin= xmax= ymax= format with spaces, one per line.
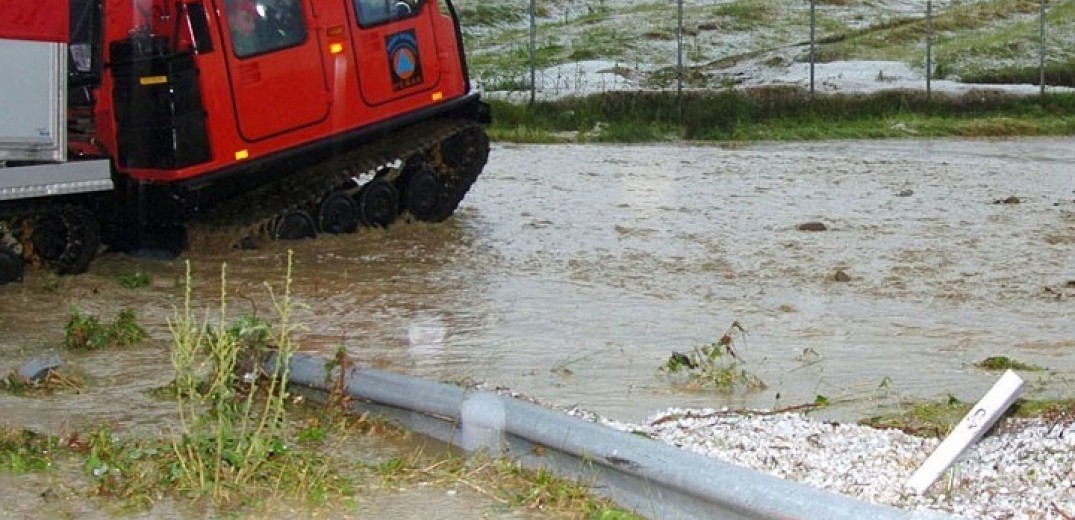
xmin=962 ymin=59 xmax=1075 ymax=86
xmin=974 ymin=356 xmax=1046 ymax=371
xmin=860 ymin=394 xmax=971 ymax=437
xmin=709 ymin=0 xmax=779 ymax=30
xmin=861 ymin=396 xmax=1075 ymax=438
xmin=361 ymin=449 xmax=643 ymax=519
xmin=0 ymin=427 xmax=59 ymax=472
xmin=458 ymin=3 xmax=524 ymax=26
xmin=118 ymin=271 xmax=151 ymax=289
xmin=487 ymin=88 xmax=1075 ymax=143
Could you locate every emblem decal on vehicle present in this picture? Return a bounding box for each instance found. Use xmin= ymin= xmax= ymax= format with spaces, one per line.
xmin=386 ymin=30 xmax=422 ymax=91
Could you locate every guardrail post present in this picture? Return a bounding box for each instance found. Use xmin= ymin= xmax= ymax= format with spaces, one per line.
xmin=906 ymin=370 xmax=1025 ymax=494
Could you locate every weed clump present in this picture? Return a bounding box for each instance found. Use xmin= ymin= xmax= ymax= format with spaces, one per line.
xmin=26 ymin=253 xmax=355 ymax=510
xmin=660 ymin=321 xmax=766 ymax=392
xmin=0 ymin=427 xmax=60 ymax=472
xmin=975 ymin=356 xmax=1044 ymax=371
xmin=163 ymin=252 xmax=348 ymax=504
xmin=63 ymin=308 xmax=147 ymax=350
xmin=118 ymin=271 xmax=150 ymax=289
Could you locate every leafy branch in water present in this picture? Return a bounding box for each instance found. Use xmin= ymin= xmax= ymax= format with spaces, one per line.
xmin=660 ymin=321 xmax=766 ymax=392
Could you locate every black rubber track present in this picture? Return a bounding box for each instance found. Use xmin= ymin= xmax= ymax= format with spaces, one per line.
xmin=186 ymin=118 xmax=489 ymax=251
xmin=31 ymin=205 xmax=101 ymax=275
xmin=0 ymin=246 xmax=23 ymax=284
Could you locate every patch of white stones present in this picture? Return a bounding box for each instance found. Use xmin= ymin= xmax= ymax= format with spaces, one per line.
xmin=566 ymin=407 xmax=1075 ymax=519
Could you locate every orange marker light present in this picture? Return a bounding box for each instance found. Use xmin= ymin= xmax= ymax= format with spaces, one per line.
xmin=235 ymin=149 xmax=250 ymax=160
xmin=330 ymin=43 xmax=344 ymax=54
xmin=431 ymin=91 xmax=443 ymax=101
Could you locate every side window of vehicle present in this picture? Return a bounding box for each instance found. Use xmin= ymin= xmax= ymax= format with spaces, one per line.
xmin=353 ymin=0 xmax=423 ymax=27
xmin=224 ymin=0 xmax=307 ymax=58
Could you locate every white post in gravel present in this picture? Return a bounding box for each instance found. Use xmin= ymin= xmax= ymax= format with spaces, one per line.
xmin=906 ymin=369 xmax=1025 ymax=494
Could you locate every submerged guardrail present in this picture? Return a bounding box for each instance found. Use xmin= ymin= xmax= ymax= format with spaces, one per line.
xmin=276 ymin=353 xmax=957 ymax=520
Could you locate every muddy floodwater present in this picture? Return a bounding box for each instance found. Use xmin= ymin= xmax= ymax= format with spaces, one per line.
xmin=0 ymin=138 xmax=1073 ymax=514
xmin=3 ymin=138 xmax=1075 ymax=419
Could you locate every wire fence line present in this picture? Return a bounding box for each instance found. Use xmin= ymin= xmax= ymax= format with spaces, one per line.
xmin=458 ymin=0 xmax=1073 ymax=102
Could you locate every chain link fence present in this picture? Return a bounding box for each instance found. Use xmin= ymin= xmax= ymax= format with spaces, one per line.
xmin=455 ymin=0 xmax=1075 ymax=102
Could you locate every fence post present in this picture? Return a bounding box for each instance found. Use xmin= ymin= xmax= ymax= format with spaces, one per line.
xmin=926 ymin=0 xmax=932 ymax=99
xmin=1039 ymin=0 xmax=1046 ymax=98
xmin=677 ymin=0 xmax=684 ymax=121
xmin=529 ymin=0 xmax=536 ymax=105
xmin=809 ymin=0 xmax=816 ymax=96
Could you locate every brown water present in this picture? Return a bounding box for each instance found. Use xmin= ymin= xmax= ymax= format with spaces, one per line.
xmin=0 ymin=138 xmax=1073 ymax=514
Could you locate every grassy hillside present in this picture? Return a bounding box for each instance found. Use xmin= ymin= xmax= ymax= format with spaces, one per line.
xmin=454 ymin=0 xmax=1075 ymax=91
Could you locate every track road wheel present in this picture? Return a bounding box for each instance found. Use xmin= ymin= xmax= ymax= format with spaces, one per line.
xmin=398 ymin=166 xmax=442 ymax=222
xmin=31 ymin=206 xmax=100 ymax=275
xmin=355 ymin=179 xmax=399 ymax=228
xmin=318 ymin=192 xmax=359 ymax=234
xmin=0 ymin=246 xmax=23 ymax=284
xmin=273 ymin=210 xmax=317 ymax=240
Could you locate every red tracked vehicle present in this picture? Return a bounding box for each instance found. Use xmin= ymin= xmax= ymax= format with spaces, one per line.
xmin=0 ymin=0 xmax=490 ymax=283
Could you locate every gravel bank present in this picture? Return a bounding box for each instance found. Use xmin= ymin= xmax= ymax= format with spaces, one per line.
xmin=566 ymin=407 xmax=1074 ymax=519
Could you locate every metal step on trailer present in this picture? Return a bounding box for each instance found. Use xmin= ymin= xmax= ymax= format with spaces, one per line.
xmin=0 ymin=160 xmax=112 ymax=201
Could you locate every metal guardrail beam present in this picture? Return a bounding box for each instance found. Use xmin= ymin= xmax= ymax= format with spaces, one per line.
xmin=279 ymin=353 xmax=958 ymax=520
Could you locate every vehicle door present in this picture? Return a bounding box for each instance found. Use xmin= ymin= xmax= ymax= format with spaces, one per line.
xmin=349 ymin=0 xmax=442 ymax=106
xmin=219 ymin=0 xmax=329 ymax=141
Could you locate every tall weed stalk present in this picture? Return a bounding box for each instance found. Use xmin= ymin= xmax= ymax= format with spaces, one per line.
xmin=167 ymin=252 xmax=302 ymax=500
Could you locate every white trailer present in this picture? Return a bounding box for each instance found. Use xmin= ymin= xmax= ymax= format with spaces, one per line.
xmin=0 ymin=32 xmax=111 ymax=201
xmin=0 ymin=38 xmax=66 ymax=162
xmin=0 ymin=4 xmax=112 ymax=282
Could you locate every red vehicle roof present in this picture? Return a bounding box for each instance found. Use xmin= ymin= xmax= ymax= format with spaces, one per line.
xmin=0 ymin=0 xmax=69 ymax=42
